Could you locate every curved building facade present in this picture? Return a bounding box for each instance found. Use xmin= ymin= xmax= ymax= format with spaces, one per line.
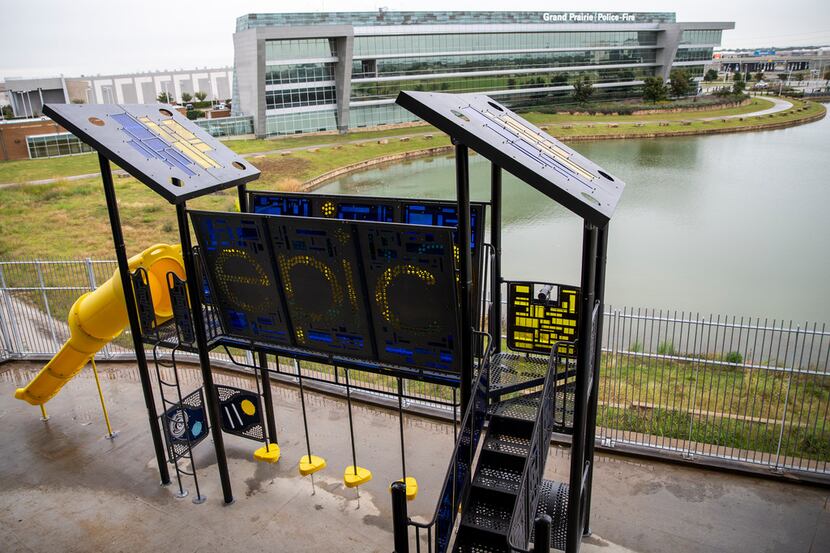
xmin=232 ymin=11 xmax=734 ymax=137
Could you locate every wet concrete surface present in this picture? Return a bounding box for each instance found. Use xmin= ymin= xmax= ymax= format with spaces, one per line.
xmin=0 ymin=361 xmax=827 ymax=553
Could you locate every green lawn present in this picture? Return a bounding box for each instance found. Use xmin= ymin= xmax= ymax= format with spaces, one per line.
xmin=2 ymin=96 xmax=812 ymax=186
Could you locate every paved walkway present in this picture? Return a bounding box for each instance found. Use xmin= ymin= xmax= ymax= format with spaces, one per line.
xmin=700 ymin=95 xmax=793 ymax=120
xmin=0 ymin=361 xmax=826 ymax=553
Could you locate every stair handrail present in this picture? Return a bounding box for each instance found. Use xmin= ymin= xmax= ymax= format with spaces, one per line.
xmin=507 ymin=340 xmax=572 ymax=552
xmin=404 ymin=329 xmax=493 ymax=553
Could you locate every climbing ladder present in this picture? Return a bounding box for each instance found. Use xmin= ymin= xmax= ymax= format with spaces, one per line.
xmin=135 ymin=268 xmax=207 ymax=503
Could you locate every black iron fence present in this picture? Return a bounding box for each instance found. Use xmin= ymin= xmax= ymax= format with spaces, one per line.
xmin=1 ymin=258 xmax=828 ymax=481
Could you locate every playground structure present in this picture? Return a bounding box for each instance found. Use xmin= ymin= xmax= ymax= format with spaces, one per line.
xmin=15 ymin=92 xmax=623 ymax=552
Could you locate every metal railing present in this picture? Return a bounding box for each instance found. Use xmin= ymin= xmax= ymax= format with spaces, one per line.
xmin=1 ymin=258 xmax=828 ymax=481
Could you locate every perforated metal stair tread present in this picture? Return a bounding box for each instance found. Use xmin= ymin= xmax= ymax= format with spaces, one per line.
xmin=489 ymin=352 xmax=548 ymax=394
xmin=453 ymin=541 xmax=509 ymax=553
xmin=460 ymin=496 xmax=513 ymax=535
xmin=488 ymin=392 xmax=542 ymax=422
xmin=482 ymin=430 xmax=532 ymax=457
xmin=473 ymin=463 xmax=523 ymax=494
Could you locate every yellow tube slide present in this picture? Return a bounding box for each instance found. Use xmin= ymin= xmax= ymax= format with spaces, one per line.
xmin=14 ymin=243 xmax=185 ymax=406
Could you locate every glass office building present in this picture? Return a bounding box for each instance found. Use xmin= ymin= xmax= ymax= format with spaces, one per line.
xmin=232 ymin=11 xmax=733 ymax=137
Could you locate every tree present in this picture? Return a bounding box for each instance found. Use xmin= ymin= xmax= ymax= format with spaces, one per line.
xmin=642 ymin=76 xmax=667 ymax=102
xmin=156 ymin=91 xmax=171 ymax=103
xmin=733 ymin=71 xmax=743 ymax=82
xmin=778 ymin=73 xmax=788 ymax=82
xmin=551 ymin=74 xmax=568 ymax=86
xmin=194 ymin=91 xmax=207 ymax=102
xmin=744 ymin=72 xmax=753 ymax=83
xmin=181 ymin=92 xmax=193 ymax=103
xmin=793 ymin=72 xmax=805 ymax=82
xmin=755 ymin=71 xmax=765 ymax=82
xmin=669 ymin=69 xmax=692 ymax=96
xmin=732 ymin=79 xmax=746 ymax=95
xmin=824 ymin=69 xmax=830 ymax=82
xmin=704 ymin=68 xmax=719 ymax=82
xmin=571 ymin=76 xmax=594 ymax=103
xmin=1 ymin=105 xmax=12 ymax=119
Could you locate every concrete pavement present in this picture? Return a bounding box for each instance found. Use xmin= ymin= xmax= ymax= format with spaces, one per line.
xmin=0 ymin=361 xmax=826 ymax=553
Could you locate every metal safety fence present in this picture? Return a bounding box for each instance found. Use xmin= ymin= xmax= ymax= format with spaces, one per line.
xmin=1 ymin=258 xmax=827 ymax=481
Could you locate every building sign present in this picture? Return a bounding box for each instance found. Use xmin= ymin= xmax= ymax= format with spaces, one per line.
xmin=543 ymin=12 xmax=637 ymax=23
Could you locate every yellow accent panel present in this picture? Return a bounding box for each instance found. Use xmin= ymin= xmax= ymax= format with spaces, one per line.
xmin=172 ymin=141 xmax=212 ymax=169
xmin=240 ymin=399 xmax=256 ymax=416
xmin=299 ymin=455 xmax=327 ymax=476
xmin=254 ymin=443 xmax=281 ymax=463
xmin=14 ymin=244 xmax=184 ymax=406
xmin=161 ymin=119 xmax=196 ymax=140
xmin=507 ymin=282 xmax=580 ymax=357
xmin=343 ymin=466 xmax=372 ymax=487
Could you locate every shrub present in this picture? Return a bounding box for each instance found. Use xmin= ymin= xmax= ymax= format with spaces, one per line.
xmin=657 ymin=341 xmax=676 ymax=356
xmin=723 ymin=351 xmax=743 ymax=364
xmin=629 ymin=341 xmax=643 ymax=353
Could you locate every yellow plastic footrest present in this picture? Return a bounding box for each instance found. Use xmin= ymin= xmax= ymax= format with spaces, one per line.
xmin=299 ymin=455 xmax=326 ymax=476
xmin=343 ymin=466 xmax=372 ymax=488
xmin=253 ymin=443 xmax=281 ymax=463
xmin=390 ymin=477 xmax=418 ymax=500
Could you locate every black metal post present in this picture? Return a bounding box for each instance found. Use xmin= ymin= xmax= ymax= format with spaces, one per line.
xmin=391 ymin=480 xmax=410 ymax=553
xmin=582 ymin=223 xmax=608 ymax=535
xmin=490 ymin=163 xmax=502 ymax=353
xmin=455 ymin=142 xmax=473 ymax=415
xmin=176 ymin=203 xmax=234 ymax=504
xmin=98 ymin=154 xmax=170 ymax=486
xmin=237 ymin=183 xmax=248 ymax=212
xmin=533 ymin=515 xmax=552 ymax=553
xmin=566 ymin=222 xmax=597 ymax=553
xmin=259 ymin=351 xmax=278 ymax=445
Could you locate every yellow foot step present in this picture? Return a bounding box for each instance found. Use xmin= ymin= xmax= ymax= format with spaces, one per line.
xmin=299 ymin=455 xmax=326 ymax=476
xmin=343 ymin=466 xmax=372 ymax=488
xmin=390 ymin=477 xmax=418 ymax=500
xmin=253 ymin=443 xmax=281 ymax=463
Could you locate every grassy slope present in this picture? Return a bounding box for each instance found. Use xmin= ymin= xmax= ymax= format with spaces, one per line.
xmin=0 ymin=97 xmax=778 ymax=184
xmin=0 ymin=99 xmax=823 ymax=260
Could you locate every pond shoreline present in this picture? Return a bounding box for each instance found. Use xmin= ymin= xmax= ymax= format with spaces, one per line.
xmin=301 ymin=105 xmax=826 ymax=191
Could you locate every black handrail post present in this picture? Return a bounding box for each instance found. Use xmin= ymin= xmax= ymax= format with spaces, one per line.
xmin=582 ymin=223 xmax=608 ymax=535
xmin=455 ymin=141 xmax=473 ymax=415
xmin=391 ymin=480 xmax=410 ymax=553
xmin=98 ymin=154 xmax=170 ymax=486
xmin=176 ymin=203 xmax=234 ymax=504
xmin=490 ymin=162 xmax=502 ymax=353
xmin=259 ymin=351 xmax=278 ymax=446
xmin=567 ymin=222 xmax=597 ymax=553
xmin=237 ymin=183 xmax=248 ymax=212
xmin=533 ymin=515 xmax=552 ymax=553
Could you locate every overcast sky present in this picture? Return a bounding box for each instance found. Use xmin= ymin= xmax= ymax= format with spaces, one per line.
xmin=2 ymin=0 xmax=828 ymax=78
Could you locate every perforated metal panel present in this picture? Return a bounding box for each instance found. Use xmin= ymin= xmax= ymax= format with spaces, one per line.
xmin=215 ymin=385 xmax=265 ymax=442
xmin=42 ymin=103 xmax=259 ymax=203
xmin=160 ymin=388 xmax=209 ymax=461
xmin=266 ymin=217 xmax=373 ymax=358
xmin=507 ymin=281 xmax=580 ymax=357
xmin=190 ymin=211 xmax=292 ymax=345
xmin=396 ymin=91 xmax=625 ymax=225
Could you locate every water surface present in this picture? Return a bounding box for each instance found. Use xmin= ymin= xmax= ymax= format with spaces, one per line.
xmin=319 ymin=111 xmax=830 ymax=323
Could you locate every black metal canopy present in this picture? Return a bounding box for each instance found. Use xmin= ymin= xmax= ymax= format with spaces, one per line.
xmin=43 ymin=103 xmax=260 ymax=204
xmin=396 ymin=91 xmax=625 ymax=225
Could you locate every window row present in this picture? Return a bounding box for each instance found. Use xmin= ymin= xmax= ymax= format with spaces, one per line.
xmin=265 ymin=63 xmax=335 ymax=85
xmin=266 ymin=110 xmax=338 ymax=135
xmin=674 ymin=48 xmax=714 ymax=62
xmin=265 ymin=39 xmax=336 ymax=61
xmin=194 ymin=116 xmax=254 ymax=138
xmin=679 ymin=30 xmax=722 ymax=45
xmin=266 ymin=86 xmax=337 ymax=110
xmin=350 ymin=67 xmax=655 ymax=101
xmin=353 ymin=31 xmax=658 ymax=57
xmin=27 ymin=133 xmax=93 ymax=159
xmin=352 ymin=49 xmax=657 ymax=79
